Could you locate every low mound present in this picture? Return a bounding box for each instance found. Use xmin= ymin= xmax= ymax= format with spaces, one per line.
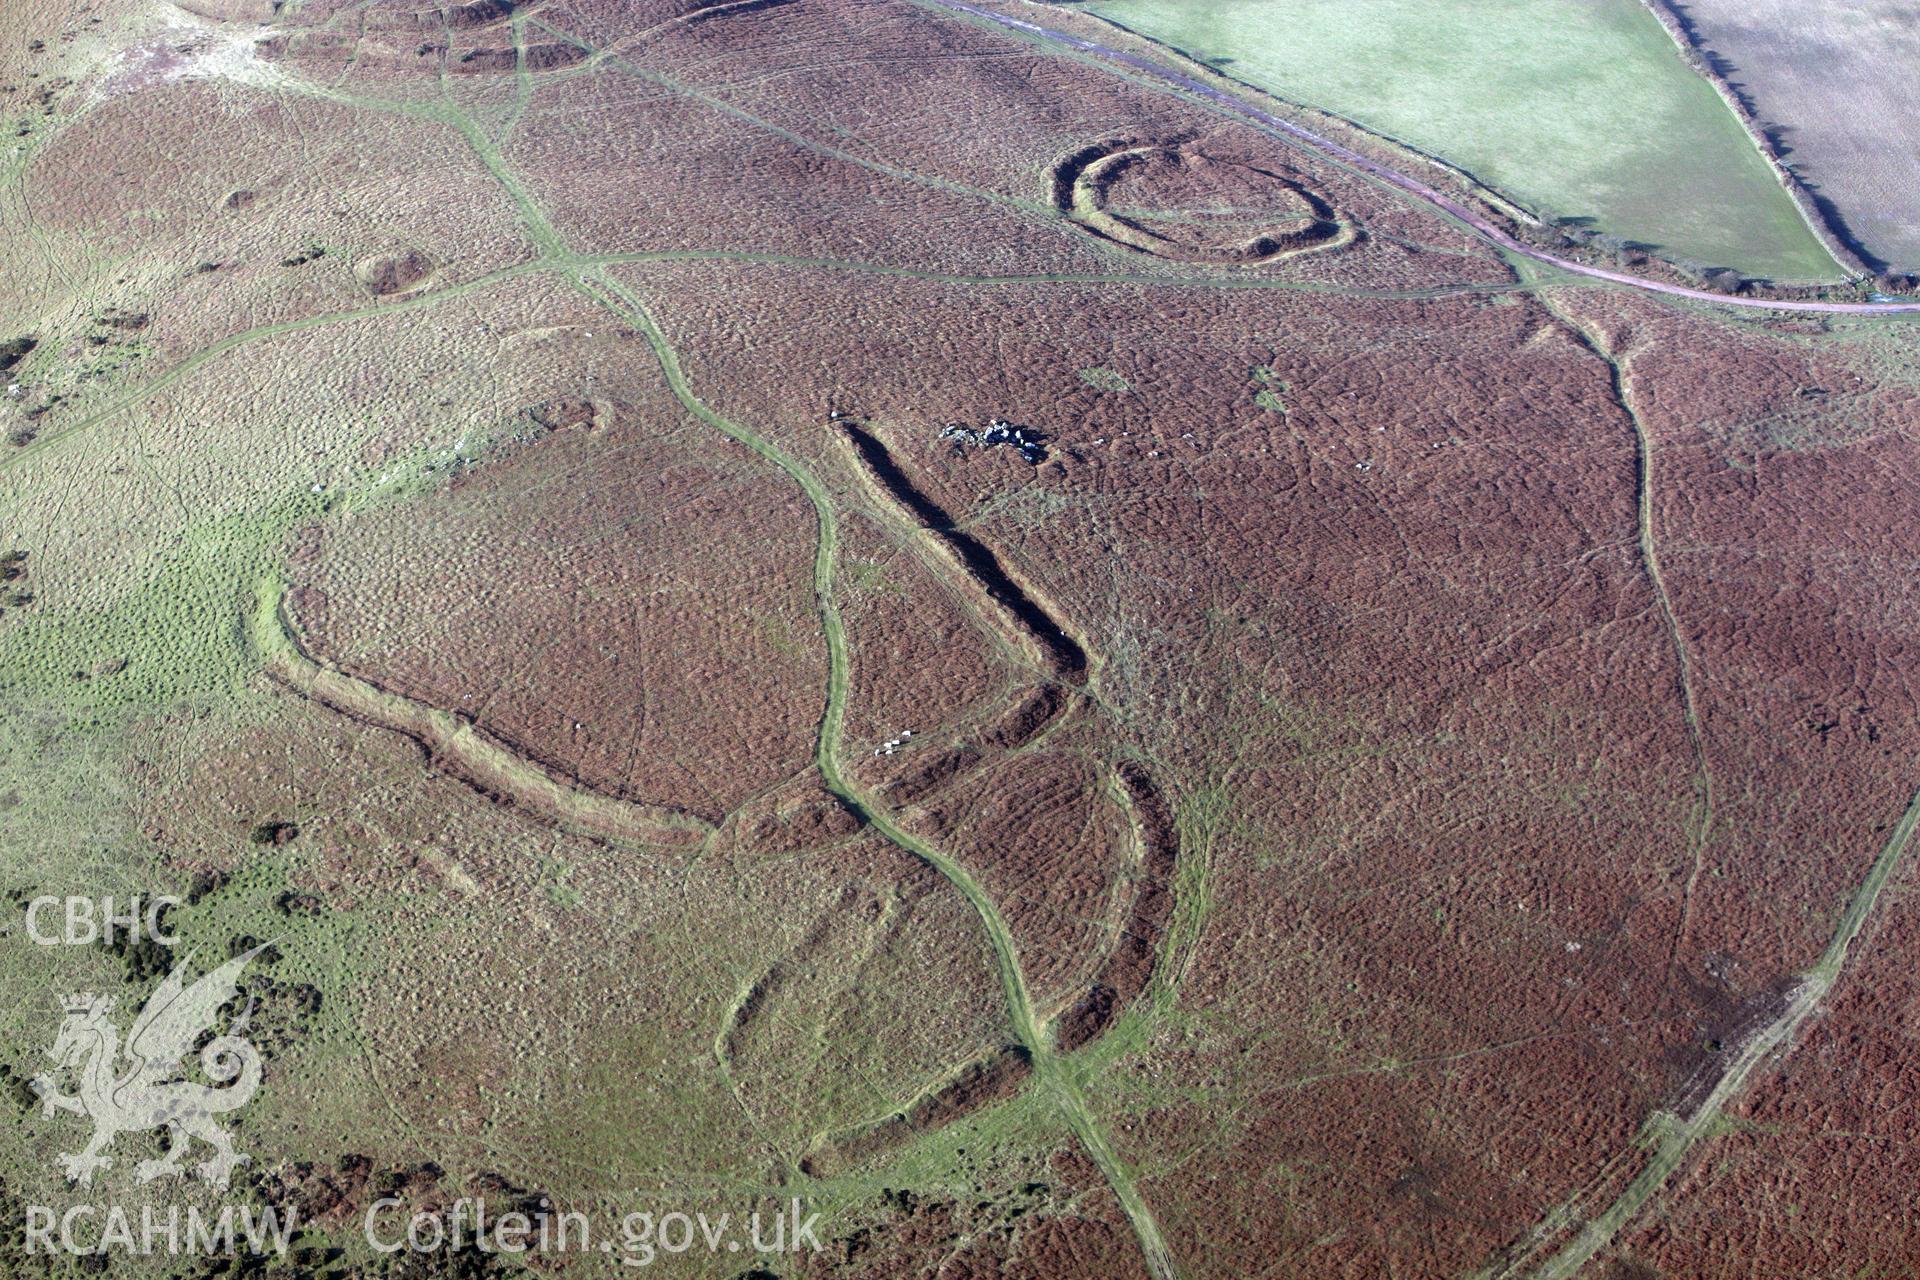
xmin=526 ymin=395 xmax=605 ymax=430
xmin=353 ymin=249 xmax=436 ymax=298
xmin=1054 ymin=140 xmax=1352 ymax=264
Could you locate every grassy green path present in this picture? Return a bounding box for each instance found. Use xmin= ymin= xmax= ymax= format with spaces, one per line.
xmin=1484 ymin=783 xmax=1920 ymax=1279
xmin=577 ymin=267 xmax=1181 ymax=1280
xmin=453 ymin=74 xmax=1204 ymax=1258
xmin=0 ymin=31 xmax=1188 ymax=1274
xmin=1544 ymin=301 xmax=1717 ymax=986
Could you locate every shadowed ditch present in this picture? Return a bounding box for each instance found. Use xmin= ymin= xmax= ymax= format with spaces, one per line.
xmin=1052 ymin=762 xmax=1181 ymax=1052
xmin=798 ymin=1045 xmax=1034 ymax=1179
xmin=838 ymin=424 xmax=1087 ymax=678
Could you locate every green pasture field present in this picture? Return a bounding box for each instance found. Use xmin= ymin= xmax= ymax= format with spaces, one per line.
xmin=1086 ymin=0 xmax=1844 ymax=281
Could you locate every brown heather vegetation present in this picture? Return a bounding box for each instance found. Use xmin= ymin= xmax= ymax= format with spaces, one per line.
xmin=288 ymin=406 xmax=829 ymax=824
xmin=1 ymin=0 xmax=1917 ymax=1276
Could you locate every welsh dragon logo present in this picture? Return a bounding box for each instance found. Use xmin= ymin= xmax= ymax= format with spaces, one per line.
xmin=32 ymin=946 xmax=268 ymax=1190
